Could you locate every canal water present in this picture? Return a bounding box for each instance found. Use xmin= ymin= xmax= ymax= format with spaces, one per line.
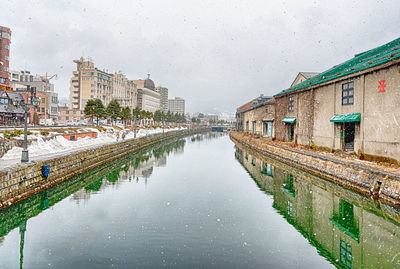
xmin=0 ymin=133 xmax=399 ymax=268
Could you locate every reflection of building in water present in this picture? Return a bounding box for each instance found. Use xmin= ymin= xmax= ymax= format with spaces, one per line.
xmin=119 ymin=164 xmax=135 ymax=181
xmin=135 ymin=139 xmax=186 ymax=178
xmin=155 ymin=155 xmax=167 ymax=167
xmin=135 ymin=155 xmax=156 ymax=179
xmin=235 ymin=145 xmax=400 ymax=268
xmin=72 ymin=188 xmax=92 ymax=203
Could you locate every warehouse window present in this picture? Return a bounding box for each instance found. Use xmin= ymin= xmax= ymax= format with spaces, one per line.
xmin=342 ymin=81 xmax=354 ymax=105
xmin=288 ymin=96 xmax=294 ymax=112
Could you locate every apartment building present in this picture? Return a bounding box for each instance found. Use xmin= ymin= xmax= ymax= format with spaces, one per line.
xmin=0 ymin=26 xmax=11 ymax=90
xmin=168 ymin=97 xmax=185 ymax=114
xmin=155 ymin=86 xmax=168 ymax=113
xmin=69 ymin=57 xmax=137 ymax=112
xmin=112 ymin=73 xmax=137 ymax=109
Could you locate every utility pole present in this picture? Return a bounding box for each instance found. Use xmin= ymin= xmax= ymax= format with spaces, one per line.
xmin=41 ymin=73 xmax=57 ymax=126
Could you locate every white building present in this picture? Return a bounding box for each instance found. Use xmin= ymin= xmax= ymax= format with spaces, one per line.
xmin=134 ymin=76 xmax=161 ymax=113
xmin=168 ymin=97 xmax=185 ymax=114
xmin=137 ymin=88 xmax=161 ymax=113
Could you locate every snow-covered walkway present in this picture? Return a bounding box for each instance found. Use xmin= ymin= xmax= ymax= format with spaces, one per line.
xmin=0 ymin=127 xmax=186 ymax=170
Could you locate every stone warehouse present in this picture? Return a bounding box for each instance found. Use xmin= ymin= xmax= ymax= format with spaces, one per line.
xmin=236 ymin=95 xmax=275 ymax=137
xmin=236 ymin=37 xmax=400 ymax=162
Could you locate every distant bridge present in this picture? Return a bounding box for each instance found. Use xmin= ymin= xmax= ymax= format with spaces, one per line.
xmin=211 ymin=125 xmax=235 ymax=132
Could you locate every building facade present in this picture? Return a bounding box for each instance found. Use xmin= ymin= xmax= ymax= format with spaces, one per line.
xmin=244 ymin=98 xmax=275 ymax=138
xmin=168 ymin=97 xmax=185 ymax=114
xmin=0 ymin=26 xmax=11 ymax=90
xmin=58 ymin=105 xmax=84 ymax=123
xmin=155 ymin=86 xmax=168 ymax=113
xmin=10 ymin=70 xmax=59 ymax=121
xmin=112 ymin=73 xmax=137 ymax=109
xmin=236 ymin=95 xmax=273 ymax=134
xmin=0 ymin=90 xmax=24 ymax=125
xmin=134 ymin=76 xmax=161 ymax=113
xmin=236 ymin=95 xmax=275 ymax=137
xmin=69 ymin=57 xmax=137 ymax=112
xmin=273 ymin=37 xmax=400 ymax=162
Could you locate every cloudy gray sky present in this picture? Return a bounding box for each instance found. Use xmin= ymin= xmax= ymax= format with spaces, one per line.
xmin=2 ymin=0 xmax=400 ymax=114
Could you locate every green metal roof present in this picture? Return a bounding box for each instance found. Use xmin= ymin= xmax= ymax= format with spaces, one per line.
xmin=282 ymin=117 xmax=296 ymax=124
xmin=276 ymin=38 xmax=400 ymax=96
xmin=330 ymin=113 xmax=361 ymax=123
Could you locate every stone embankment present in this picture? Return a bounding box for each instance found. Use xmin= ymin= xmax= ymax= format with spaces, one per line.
xmin=0 ymin=128 xmax=210 ymax=209
xmin=230 ymin=131 xmax=400 ymax=206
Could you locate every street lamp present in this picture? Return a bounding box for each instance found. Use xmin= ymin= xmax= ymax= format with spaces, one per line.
xmin=13 ymin=87 xmax=40 ymax=163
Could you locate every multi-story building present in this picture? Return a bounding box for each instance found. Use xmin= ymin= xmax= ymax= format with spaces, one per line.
xmin=0 ymin=26 xmax=11 ymax=90
xmin=205 ymin=114 xmax=218 ymax=123
xmin=70 ymin=57 xmax=138 ymax=112
xmin=155 ymin=86 xmax=168 ymax=113
xmin=134 ymin=76 xmax=161 ymax=113
xmin=10 ymin=70 xmax=59 ymax=121
xmin=70 ymin=57 xmax=112 ymax=110
xmin=112 ymin=73 xmax=137 ymax=109
xmin=168 ymin=97 xmax=185 ymax=114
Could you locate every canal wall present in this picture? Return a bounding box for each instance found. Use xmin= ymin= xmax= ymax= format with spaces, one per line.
xmin=230 ymin=131 xmax=400 ymax=207
xmin=0 ymin=128 xmax=210 ymax=209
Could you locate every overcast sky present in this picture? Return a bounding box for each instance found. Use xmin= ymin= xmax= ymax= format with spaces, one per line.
xmin=2 ymin=0 xmax=400 ymax=114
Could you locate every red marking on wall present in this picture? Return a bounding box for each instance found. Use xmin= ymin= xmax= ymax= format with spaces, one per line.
xmin=378 ymin=80 xmax=386 ymax=93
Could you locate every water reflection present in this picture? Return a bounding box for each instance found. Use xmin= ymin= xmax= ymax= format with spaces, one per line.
xmin=0 ymin=134 xmax=222 ymax=269
xmin=234 ymin=143 xmax=400 ymax=268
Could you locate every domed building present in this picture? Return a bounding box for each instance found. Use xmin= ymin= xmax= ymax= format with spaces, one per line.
xmin=134 ymin=74 xmax=155 ymax=91
xmin=144 ymin=77 xmax=155 ymax=91
xmin=133 ymin=74 xmax=160 ymax=113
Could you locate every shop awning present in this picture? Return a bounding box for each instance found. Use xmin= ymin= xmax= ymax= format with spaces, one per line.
xmin=330 ymin=113 xmax=361 ymax=123
xmin=282 ymin=117 xmax=296 ymax=124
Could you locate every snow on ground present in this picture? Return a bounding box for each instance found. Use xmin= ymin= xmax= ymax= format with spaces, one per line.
xmin=1 ymin=127 xmax=186 ymax=162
